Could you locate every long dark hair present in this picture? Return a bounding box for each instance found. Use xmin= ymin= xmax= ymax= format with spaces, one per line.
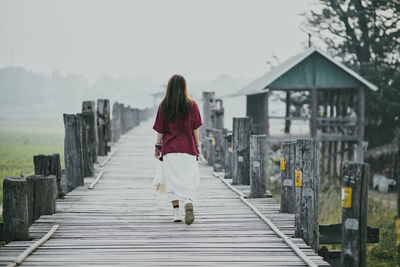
xmin=160 ymin=74 xmax=193 ymax=121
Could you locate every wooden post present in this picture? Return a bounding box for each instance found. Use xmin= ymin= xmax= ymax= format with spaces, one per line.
xmin=232 ymin=117 xmax=252 ymax=185
xmin=82 ymin=101 xmax=98 ymax=163
xmin=280 ymin=142 xmax=296 ymax=213
xmin=212 ymin=129 xmax=224 ymax=172
xmin=295 ymin=139 xmax=319 ymax=251
xmin=33 ymin=153 xmax=63 ymax=199
xmin=26 ymin=175 xmax=57 ymax=225
xmin=111 ymin=102 xmax=121 ymax=142
xmin=249 ymin=135 xmax=268 ymax=198
xmin=311 ymin=88 xmax=318 ymax=138
xmin=284 ymin=92 xmax=291 ymax=134
xmin=263 ymin=91 xmax=270 ymax=136
xmin=63 ymin=114 xmax=84 ymax=193
xmin=78 ymin=113 xmax=94 ymax=177
xmin=211 ymin=99 xmax=224 ymax=129
xmin=224 ymin=134 xmax=233 ymax=179
xmin=97 ymin=99 xmax=110 ymax=156
xmin=201 ymin=92 xmax=215 ymax=157
xmin=2 ymin=177 xmax=29 ymax=243
xmin=341 ymin=162 xmax=369 ymax=267
xmin=356 ymin=87 xmax=365 ymax=162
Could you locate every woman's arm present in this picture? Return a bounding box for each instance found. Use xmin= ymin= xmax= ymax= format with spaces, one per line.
xmin=154 ymin=133 xmax=164 ymax=159
xmin=193 ymin=129 xmax=200 ymax=153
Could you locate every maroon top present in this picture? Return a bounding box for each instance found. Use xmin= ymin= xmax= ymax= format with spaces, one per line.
xmin=153 ymin=101 xmax=203 ymax=161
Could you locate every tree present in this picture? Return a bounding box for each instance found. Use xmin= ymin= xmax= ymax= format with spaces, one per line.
xmin=304 ymin=0 xmax=400 ymax=147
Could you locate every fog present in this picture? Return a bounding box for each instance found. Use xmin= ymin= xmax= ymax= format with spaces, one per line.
xmin=0 ymin=0 xmax=318 ymax=124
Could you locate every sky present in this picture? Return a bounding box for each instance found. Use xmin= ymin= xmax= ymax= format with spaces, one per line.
xmin=0 ymin=0 xmax=319 ymax=84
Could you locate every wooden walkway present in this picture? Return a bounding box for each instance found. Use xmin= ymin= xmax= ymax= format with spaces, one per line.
xmin=0 ymin=120 xmax=329 ymax=266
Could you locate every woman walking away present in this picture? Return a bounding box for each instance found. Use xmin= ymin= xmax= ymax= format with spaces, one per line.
xmin=152 ymin=74 xmax=202 ymax=225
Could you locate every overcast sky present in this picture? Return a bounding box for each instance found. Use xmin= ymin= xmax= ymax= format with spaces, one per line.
xmin=0 ymin=0 xmax=318 ymax=83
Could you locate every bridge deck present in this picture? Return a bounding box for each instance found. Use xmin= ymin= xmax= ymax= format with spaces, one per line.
xmin=0 ymin=120 xmax=328 ymax=266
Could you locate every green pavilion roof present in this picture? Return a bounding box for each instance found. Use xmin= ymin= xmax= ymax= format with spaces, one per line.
xmin=234 ymin=47 xmax=378 ymax=96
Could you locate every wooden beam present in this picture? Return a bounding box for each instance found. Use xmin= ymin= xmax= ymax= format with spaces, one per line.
xmin=319 ymin=223 xmax=379 ymax=244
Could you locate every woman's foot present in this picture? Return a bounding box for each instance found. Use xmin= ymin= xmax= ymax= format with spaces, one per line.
xmin=173 ymin=208 xmax=182 ymax=222
xmin=184 ymin=203 xmax=194 ymax=225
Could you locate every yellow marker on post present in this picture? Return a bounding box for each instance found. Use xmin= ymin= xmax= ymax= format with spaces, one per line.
xmin=280 ymin=157 xmax=285 ymax=171
xmin=396 ymin=218 xmax=400 ymax=246
xmin=295 ymin=170 xmax=302 ymax=187
xmin=212 ymin=137 xmax=216 ymax=146
xmin=341 ymin=186 xmax=352 ymax=208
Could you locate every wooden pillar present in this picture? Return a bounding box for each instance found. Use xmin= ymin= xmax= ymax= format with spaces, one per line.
xmin=201 ymin=92 xmax=216 ymax=157
xmin=356 ymin=87 xmax=365 ymax=162
xmin=82 ymin=101 xmax=98 ymax=163
xmin=311 ymin=88 xmax=318 ymax=138
xmin=63 ymin=114 xmax=84 ymax=193
xmin=295 ymin=139 xmax=319 ymax=251
xmin=280 ymin=142 xmax=296 ymax=213
xmin=26 ymin=175 xmax=57 ymax=225
xmin=224 ymin=134 xmax=233 ymax=179
xmin=78 ymin=113 xmax=94 ymax=177
xmin=341 ymin=162 xmax=369 ymax=267
xmin=212 ymin=99 xmax=224 ymax=130
xmin=263 ymin=91 xmax=270 ymax=137
xmin=249 ymin=135 xmax=268 ymax=198
xmin=111 ymin=102 xmax=122 ymax=142
xmin=97 ymin=99 xmax=110 ymax=156
xmin=232 ymin=117 xmax=252 ymax=185
xmin=213 ymin=129 xmax=225 ymax=172
xmin=284 ymin=91 xmax=291 ymax=134
xmin=2 ymin=177 xmax=29 ymax=243
xmin=33 ymin=153 xmax=63 ymax=199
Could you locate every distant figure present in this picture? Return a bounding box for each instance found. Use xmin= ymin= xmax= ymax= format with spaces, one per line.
xmin=152 ymin=74 xmax=202 ymax=225
xmin=344 ymin=107 xmax=357 ymax=135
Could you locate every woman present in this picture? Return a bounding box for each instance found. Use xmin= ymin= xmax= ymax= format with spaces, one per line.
xmin=153 ymin=74 xmax=202 ymax=225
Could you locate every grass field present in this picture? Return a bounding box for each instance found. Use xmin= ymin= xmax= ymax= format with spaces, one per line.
xmin=0 ymin=119 xmax=65 ymax=210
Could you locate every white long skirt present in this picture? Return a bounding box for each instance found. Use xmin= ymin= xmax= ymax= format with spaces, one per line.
xmin=153 ymin=153 xmax=200 ymax=202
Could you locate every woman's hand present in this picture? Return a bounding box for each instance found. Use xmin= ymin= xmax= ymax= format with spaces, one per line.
xmin=154 ymin=149 xmax=161 ymax=159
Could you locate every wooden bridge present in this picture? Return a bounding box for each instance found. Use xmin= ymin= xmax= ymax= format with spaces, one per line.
xmin=0 ymin=119 xmax=329 ymax=266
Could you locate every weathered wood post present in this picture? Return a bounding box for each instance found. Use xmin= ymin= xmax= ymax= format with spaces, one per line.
xmin=224 ymin=134 xmax=233 ymax=179
xmin=341 ymin=162 xmax=369 ymax=267
xmin=212 ymin=129 xmax=225 ymax=172
xmin=294 ymin=139 xmax=319 ymax=251
xmin=78 ymin=113 xmax=94 ymax=177
xmin=82 ymin=101 xmax=98 ymax=163
xmin=249 ymin=135 xmax=268 ymax=198
xmin=97 ymin=99 xmax=111 ymax=155
xmin=111 ymin=102 xmax=122 ymax=142
xmin=211 ymin=99 xmax=224 ymax=129
xmin=2 ymin=177 xmax=29 ymax=243
xmin=206 ymin=129 xmax=214 ymax=166
xmin=26 ymin=175 xmax=57 ymax=225
xmin=232 ymin=117 xmax=252 ymax=185
xmin=201 ymin=91 xmax=216 ymax=158
xmin=63 ymin=114 xmax=84 ymax=193
xmin=280 ymin=142 xmax=296 ymax=213
xmin=33 ymin=153 xmax=63 ymax=199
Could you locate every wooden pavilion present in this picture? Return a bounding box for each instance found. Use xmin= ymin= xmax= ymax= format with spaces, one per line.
xmin=235 ymin=47 xmax=378 ymax=180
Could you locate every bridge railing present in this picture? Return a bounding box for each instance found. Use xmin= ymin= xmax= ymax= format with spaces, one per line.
xmin=1 ymin=99 xmax=153 ymax=243
xmin=200 ymin=90 xmax=379 ymax=267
